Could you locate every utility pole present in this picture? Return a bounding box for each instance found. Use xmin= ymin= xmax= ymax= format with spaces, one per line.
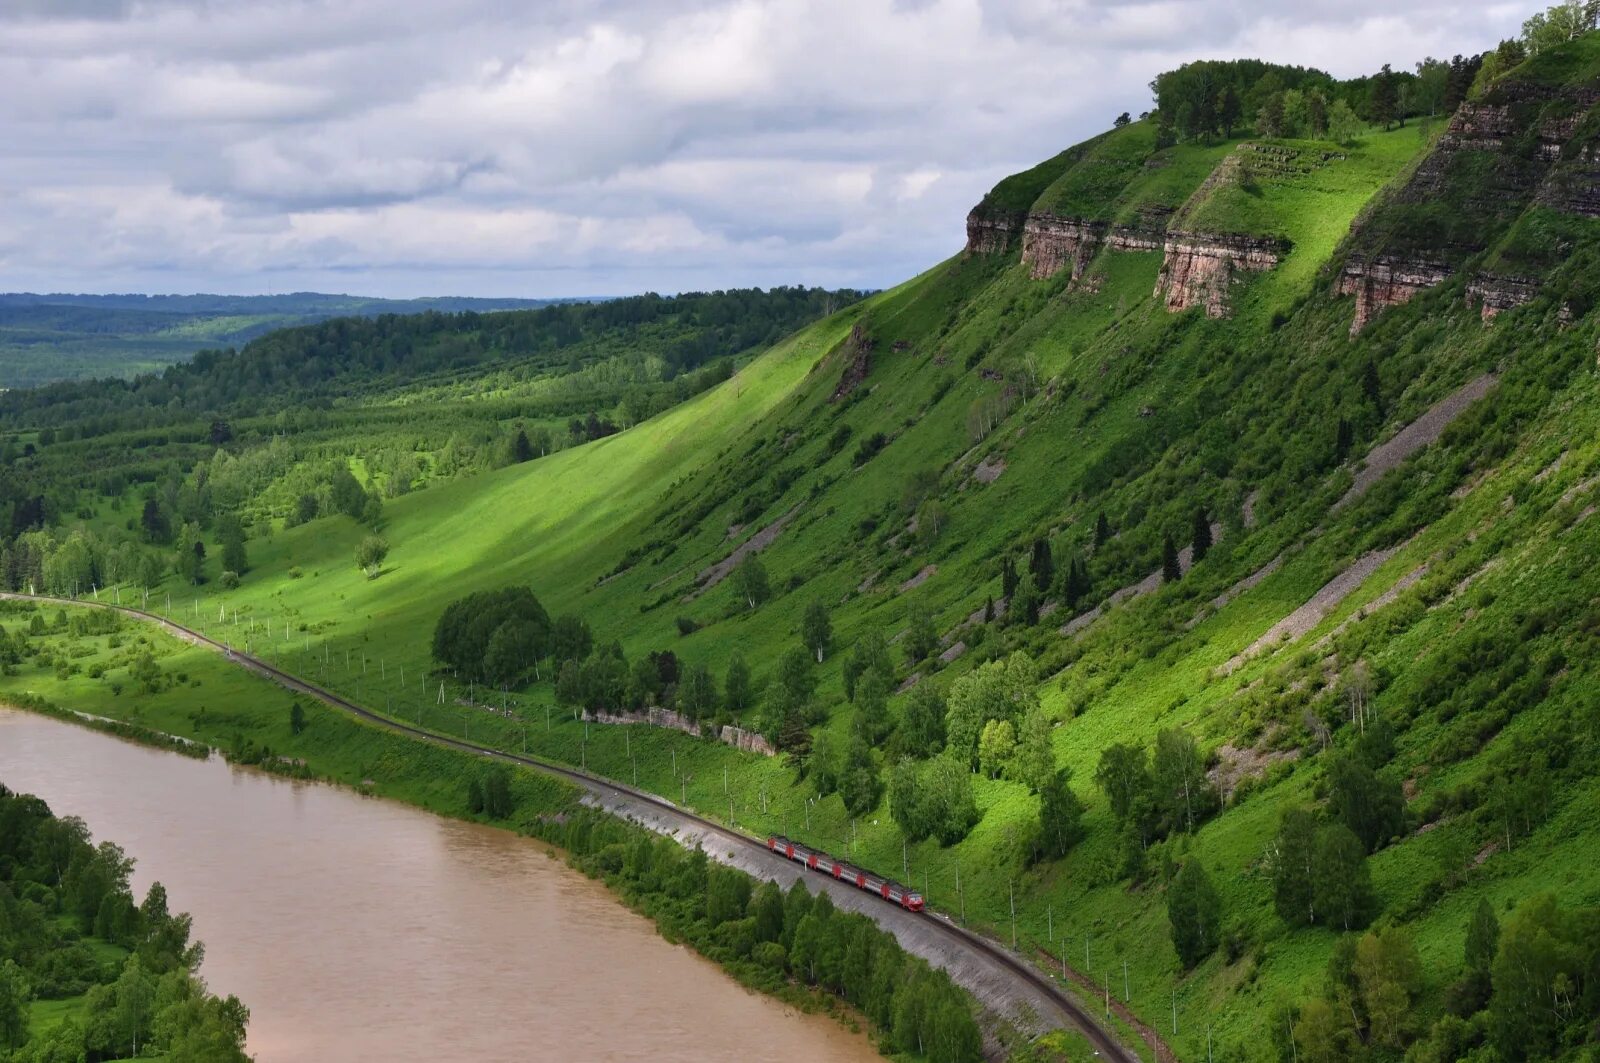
xmin=955 ymin=859 xmax=963 ymax=925
xmin=1048 ymin=905 xmax=1052 ymax=943
xmin=1009 ymin=881 xmax=1016 ymax=949
xmin=1123 ymin=959 xmax=1129 ymax=1002
xmin=902 ymin=839 xmax=908 ymax=881
xmin=1172 ymin=986 xmax=1178 ymax=1037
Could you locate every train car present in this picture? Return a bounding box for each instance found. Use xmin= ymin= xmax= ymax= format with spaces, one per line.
xmin=767 ymin=835 xmax=924 ymax=912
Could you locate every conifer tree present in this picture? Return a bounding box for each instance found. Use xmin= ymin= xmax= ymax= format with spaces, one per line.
xmin=1369 ymin=63 xmax=1400 ymax=128
xmin=1028 ymin=537 xmax=1054 ymax=592
xmin=510 ymin=427 xmax=534 ymax=464
xmin=1162 ymin=533 xmax=1182 ymax=583
xmin=1000 ymin=555 xmax=1018 ymax=601
xmin=1094 ymin=511 xmax=1111 ymax=548
xmin=1191 ymin=508 xmax=1212 ymax=564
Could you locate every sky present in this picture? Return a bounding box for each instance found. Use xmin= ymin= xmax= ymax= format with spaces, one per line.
xmin=0 ymin=0 xmax=1532 ymax=299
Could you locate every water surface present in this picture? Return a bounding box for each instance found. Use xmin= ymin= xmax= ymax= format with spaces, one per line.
xmin=0 ymin=709 xmax=878 ymax=1062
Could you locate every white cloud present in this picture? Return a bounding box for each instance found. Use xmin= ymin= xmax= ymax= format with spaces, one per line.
xmin=0 ymin=0 xmax=1533 ymax=297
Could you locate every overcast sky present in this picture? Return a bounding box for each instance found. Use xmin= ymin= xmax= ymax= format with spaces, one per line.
xmin=0 ymin=0 xmax=1531 ymax=299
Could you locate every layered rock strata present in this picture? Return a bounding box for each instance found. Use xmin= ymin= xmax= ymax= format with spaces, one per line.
xmin=1335 ymin=256 xmax=1454 ymax=335
xmin=1466 ymin=273 xmax=1543 ymax=320
xmin=965 ymin=210 xmax=1026 ymax=254
xmin=1339 ymin=84 xmax=1600 ymax=332
xmin=1157 ymin=233 xmax=1287 ymax=317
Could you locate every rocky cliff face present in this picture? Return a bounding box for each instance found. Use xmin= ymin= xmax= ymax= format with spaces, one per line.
xmin=987 ymin=209 xmax=1285 ymax=316
xmin=1019 ymin=215 xmax=1106 ymax=280
xmin=829 ymin=323 xmax=874 ymax=402
xmin=1335 ymin=256 xmax=1455 ymax=335
xmin=1157 ymin=233 xmax=1287 ymax=317
xmin=1338 ymin=82 xmax=1600 ymax=333
xmin=1536 ymin=141 xmax=1600 ymax=217
xmin=965 ymin=210 xmax=1026 ymax=254
xmin=1467 ymin=273 xmax=1544 ymax=320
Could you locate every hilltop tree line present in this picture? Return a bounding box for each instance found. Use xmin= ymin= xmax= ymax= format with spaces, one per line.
xmin=1145 ymin=7 xmax=1595 ymax=152
xmin=0 ymin=784 xmax=250 ymax=1062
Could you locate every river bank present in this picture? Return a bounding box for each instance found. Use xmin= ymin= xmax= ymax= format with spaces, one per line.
xmin=0 ymin=707 xmax=885 ymax=1062
xmin=0 ymin=594 xmax=1124 ymax=1061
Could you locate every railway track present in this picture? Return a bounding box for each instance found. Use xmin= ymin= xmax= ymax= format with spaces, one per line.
xmin=2 ymin=592 xmax=1140 ymax=1062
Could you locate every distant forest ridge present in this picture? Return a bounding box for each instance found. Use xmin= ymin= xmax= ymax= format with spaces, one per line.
xmin=0 ymin=291 xmax=587 ymax=314
xmin=0 ymin=290 xmax=597 ymax=389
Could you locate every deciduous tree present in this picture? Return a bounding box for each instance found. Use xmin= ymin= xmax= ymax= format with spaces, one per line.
xmin=1168 ymin=860 xmax=1222 ymax=968
xmin=801 ymin=601 xmax=832 ymax=662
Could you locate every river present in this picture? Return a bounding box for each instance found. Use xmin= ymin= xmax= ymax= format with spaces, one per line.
xmin=0 ymin=709 xmax=880 ymax=1062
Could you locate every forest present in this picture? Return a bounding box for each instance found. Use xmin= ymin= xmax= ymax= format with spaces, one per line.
xmin=0 ymin=784 xmax=250 ymax=1062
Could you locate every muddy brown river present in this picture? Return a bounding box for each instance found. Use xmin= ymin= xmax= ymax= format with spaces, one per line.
xmin=0 ymin=709 xmax=879 ymax=1062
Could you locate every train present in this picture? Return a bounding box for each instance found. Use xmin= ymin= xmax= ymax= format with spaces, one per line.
xmin=767 ymin=835 xmax=925 ymax=912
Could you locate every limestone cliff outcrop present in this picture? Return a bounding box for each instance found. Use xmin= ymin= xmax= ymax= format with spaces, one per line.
xmin=1337 ymin=80 xmax=1600 ymax=333
xmin=965 ymin=209 xmax=1026 ymax=255
xmin=1019 ymin=215 xmax=1106 ymax=280
xmin=1334 ymin=256 xmax=1454 ymax=335
xmin=1466 ymin=273 xmax=1543 ymax=321
xmin=1017 ymin=215 xmax=1164 ymax=280
xmin=1157 ymin=233 xmax=1287 ymax=317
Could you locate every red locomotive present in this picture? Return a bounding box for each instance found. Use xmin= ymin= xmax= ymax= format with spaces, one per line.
xmin=766 ymin=835 xmax=925 ymax=912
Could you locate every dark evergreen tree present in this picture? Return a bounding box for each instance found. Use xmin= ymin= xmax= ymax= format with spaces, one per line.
xmin=1162 ymin=533 xmax=1182 ymax=583
xmin=1000 ymin=555 xmax=1018 ymax=601
xmin=140 ymin=499 xmax=171 ymax=544
xmin=510 ymin=427 xmax=534 ymax=464
xmin=1335 ymin=416 xmax=1354 ymax=462
xmin=1094 ymin=511 xmax=1112 ymax=548
xmin=329 ymin=465 xmax=366 ymax=519
xmin=1369 ymin=63 xmax=1400 ymax=128
xmin=1028 ymin=537 xmax=1054 ymax=592
xmin=1219 ymin=86 xmax=1243 ymax=136
xmin=1191 ymin=508 xmax=1212 ymax=564
xmin=1362 ymin=359 xmax=1383 ymax=415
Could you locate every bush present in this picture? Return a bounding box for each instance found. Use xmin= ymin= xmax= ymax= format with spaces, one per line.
xmin=219 ymin=570 xmax=240 ymax=590
xmin=851 ymin=432 xmax=888 ymax=466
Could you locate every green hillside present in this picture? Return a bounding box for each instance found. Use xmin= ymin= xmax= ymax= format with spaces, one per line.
xmin=6 ymin=27 xmax=1600 ymax=1063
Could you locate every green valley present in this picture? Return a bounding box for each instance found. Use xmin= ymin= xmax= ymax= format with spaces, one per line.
xmin=6 ymin=15 xmax=1600 ymax=1063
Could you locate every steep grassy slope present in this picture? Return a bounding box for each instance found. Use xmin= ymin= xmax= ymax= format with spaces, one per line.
xmin=12 ymin=34 xmax=1600 ymax=1063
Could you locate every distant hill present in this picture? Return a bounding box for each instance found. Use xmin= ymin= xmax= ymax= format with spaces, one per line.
xmin=0 ymin=291 xmax=588 ymax=388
